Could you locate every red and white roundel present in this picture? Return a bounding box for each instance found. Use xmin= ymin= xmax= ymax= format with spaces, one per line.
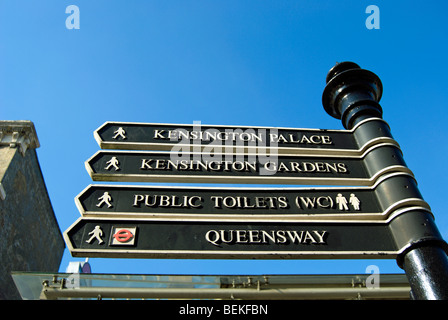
xmin=110 ymin=226 xmax=137 ymax=246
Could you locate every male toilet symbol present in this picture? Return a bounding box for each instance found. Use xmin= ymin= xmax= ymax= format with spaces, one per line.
xmin=336 ymin=193 xmax=349 ymax=210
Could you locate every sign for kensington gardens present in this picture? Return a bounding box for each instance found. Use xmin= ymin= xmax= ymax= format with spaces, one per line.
xmin=85 ymin=144 xmax=411 ymax=186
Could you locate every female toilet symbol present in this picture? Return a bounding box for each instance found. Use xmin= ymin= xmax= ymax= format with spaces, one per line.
xmin=349 ymin=194 xmax=361 ymax=210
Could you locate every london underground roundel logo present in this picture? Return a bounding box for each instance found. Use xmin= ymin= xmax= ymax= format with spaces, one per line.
xmin=113 ymin=229 xmax=134 ymax=243
xmin=110 ymin=226 xmax=137 ymax=246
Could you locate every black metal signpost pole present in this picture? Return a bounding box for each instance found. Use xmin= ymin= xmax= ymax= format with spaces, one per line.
xmin=322 ymin=61 xmax=448 ymax=299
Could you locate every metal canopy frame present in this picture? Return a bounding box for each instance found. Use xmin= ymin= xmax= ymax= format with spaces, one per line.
xmin=12 ymin=272 xmax=411 ymax=300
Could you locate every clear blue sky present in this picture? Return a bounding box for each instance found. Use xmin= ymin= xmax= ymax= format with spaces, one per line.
xmin=1 ymin=1 xmax=448 ymax=276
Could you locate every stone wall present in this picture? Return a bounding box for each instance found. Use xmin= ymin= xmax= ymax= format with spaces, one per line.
xmin=0 ymin=121 xmax=64 ymax=299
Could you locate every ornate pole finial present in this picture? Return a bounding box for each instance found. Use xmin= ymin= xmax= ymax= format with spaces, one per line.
xmin=322 ymin=62 xmax=383 ymax=129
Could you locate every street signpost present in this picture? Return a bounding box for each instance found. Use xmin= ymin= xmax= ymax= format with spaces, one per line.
xmin=64 ymin=217 xmax=399 ymax=259
xmin=63 ymin=61 xmax=448 ymax=299
xmin=84 ymin=143 xmax=412 ymax=186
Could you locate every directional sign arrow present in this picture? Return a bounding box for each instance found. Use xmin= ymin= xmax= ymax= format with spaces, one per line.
xmin=75 ymin=172 xmax=430 ymax=222
xmin=85 ymin=143 xmax=412 ymax=186
xmin=63 ymin=217 xmax=400 ymax=259
xmin=93 ymin=119 xmax=398 ymax=156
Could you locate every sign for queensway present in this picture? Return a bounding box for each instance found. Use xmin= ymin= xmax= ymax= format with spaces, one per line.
xmin=63 ymin=217 xmax=400 ymax=259
xmin=85 ymin=143 xmax=412 ymax=186
xmin=94 ymin=120 xmax=398 ymax=156
xmin=75 ymin=172 xmax=430 ymax=222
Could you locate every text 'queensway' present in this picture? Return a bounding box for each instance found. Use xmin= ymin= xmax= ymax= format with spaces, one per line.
xmin=205 ymin=229 xmax=327 ymax=247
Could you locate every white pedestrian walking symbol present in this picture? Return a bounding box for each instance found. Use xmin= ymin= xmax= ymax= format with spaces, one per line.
xmin=97 ymin=191 xmax=113 ymax=208
xmin=113 ymin=127 xmax=126 ymax=140
xmin=350 ymin=194 xmax=361 ymax=210
xmin=105 ymin=156 xmax=120 ymax=171
xmin=86 ymin=225 xmax=104 ymax=244
xmin=335 ymin=193 xmax=349 ymax=210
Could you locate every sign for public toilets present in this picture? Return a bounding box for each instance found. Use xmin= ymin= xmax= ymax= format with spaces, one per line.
xmin=75 ymin=172 xmax=428 ymax=222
